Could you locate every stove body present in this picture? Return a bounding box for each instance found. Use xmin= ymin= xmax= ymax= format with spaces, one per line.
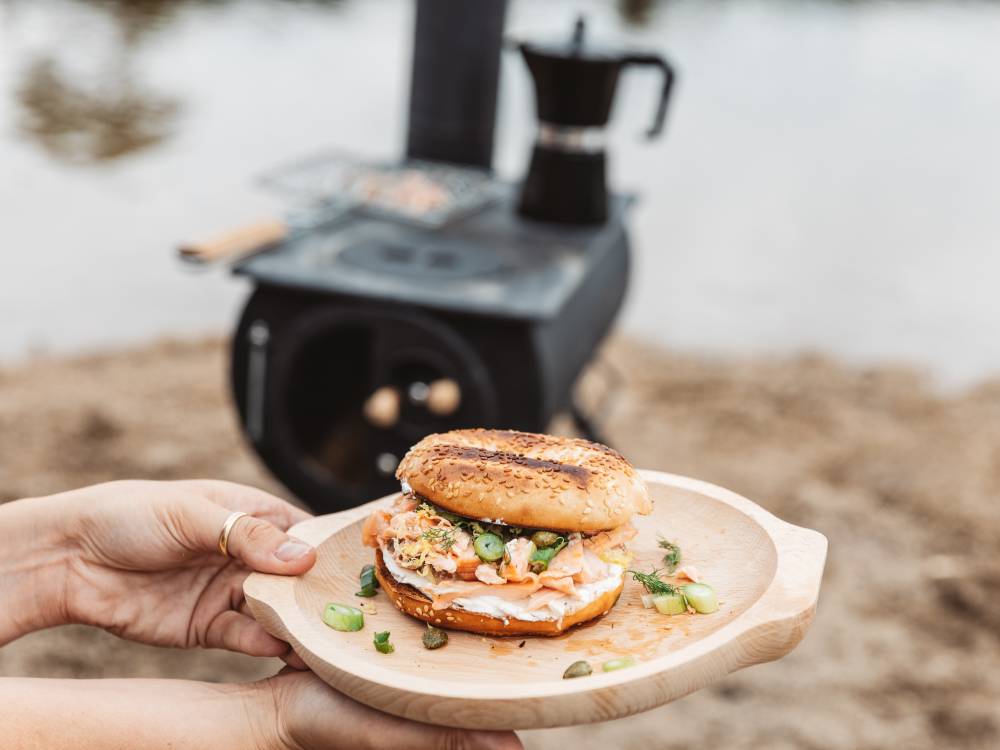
xmin=231 ymin=189 xmax=630 ymax=512
xmin=225 ymin=0 xmax=649 ymax=513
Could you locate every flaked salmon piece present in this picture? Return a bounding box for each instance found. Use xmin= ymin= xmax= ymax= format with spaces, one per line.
xmin=421 ymin=515 xmax=448 ymax=531
xmin=450 ymin=528 xmax=472 ymax=553
xmin=385 ymin=511 xmax=426 ymax=540
xmin=427 ymin=554 xmax=457 ymax=574
xmin=527 ymin=589 xmax=568 ymax=612
xmin=676 ymin=564 xmax=701 ymax=583
xmin=573 ymin=549 xmax=610 ymax=583
xmin=500 ymin=538 xmax=534 ymax=582
xmin=475 ymin=564 xmax=507 ymax=585
xmin=583 ymin=522 xmax=638 ymax=554
xmin=539 ymin=573 xmax=576 ymax=596
xmin=547 ymin=537 xmax=584 ymax=578
xmin=431 ymin=576 xmax=542 ymax=610
xmin=362 ymin=510 xmax=391 ymax=548
xmin=454 ymin=544 xmax=481 ymax=581
xmin=392 ymin=494 xmax=420 ymax=513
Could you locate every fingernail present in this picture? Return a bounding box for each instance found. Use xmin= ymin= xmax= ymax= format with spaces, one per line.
xmin=275 ymin=539 xmax=313 ymax=561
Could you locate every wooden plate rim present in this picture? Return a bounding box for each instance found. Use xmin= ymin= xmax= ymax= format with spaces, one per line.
xmin=245 ymin=469 xmax=827 ymax=702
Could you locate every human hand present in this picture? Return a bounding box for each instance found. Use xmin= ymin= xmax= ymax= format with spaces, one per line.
xmin=55 ymin=479 xmax=316 ymax=658
xmin=249 ymin=669 xmax=523 ymax=750
xmin=0 ymin=670 xmax=523 ymax=750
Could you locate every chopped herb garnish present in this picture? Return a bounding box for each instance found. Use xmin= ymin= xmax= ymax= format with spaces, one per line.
xmin=417 ymin=503 xmax=562 ymax=548
xmin=658 ymin=537 xmax=682 ymax=574
xmin=373 ymin=630 xmax=394 ymax=654
xmin=629 ymin=568 xmax=679 ymax=596
xmin=421 ymin=526 xmax=457 ymax=552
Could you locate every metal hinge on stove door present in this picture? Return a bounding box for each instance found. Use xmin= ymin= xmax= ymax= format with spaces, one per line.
xmin=246 ymin=320 xmax=270 ymax=443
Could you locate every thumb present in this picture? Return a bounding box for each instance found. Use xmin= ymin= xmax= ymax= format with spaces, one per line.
xmin=225 ymin=513 xmax=317 ymax=574
xmin=185 ymin=500 xmax=317 ymax=575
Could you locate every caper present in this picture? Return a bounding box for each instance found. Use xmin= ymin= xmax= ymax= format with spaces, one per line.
xmin=531 ymin=531 xmax=561 ymax=549
xmin=422 ymin=624 xmax=449 ymax=650
xmin=474 ymin=533 xmax=504 ymax=562
xmin=562 ymin=660 xmax=593 ymax=679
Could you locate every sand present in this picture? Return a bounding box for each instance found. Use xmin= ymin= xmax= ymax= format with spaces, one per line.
xmin=1 ymin=336 xmax=999 ymax=748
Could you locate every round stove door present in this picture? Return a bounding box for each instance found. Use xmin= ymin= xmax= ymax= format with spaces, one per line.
xmin=233 ymin=293 xmax=498 ymax=514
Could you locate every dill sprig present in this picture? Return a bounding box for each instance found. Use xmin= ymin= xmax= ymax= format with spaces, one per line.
xmin=629 ymin=568 xmax=678 ymax=595
xmin=421 ymin=526 xmax=457 ymax=552
xmin=657 ymin=536 xmax=682 ymax=574
xmin=417 ymin=502 xmax=525 ymax=542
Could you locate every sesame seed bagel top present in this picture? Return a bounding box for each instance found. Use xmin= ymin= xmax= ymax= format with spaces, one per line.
xmin=395 ymin=429 xmax=652 ymax=532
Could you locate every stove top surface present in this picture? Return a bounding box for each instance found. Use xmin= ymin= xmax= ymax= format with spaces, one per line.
xmin=233 ymin=190 xmax=631 ymax=321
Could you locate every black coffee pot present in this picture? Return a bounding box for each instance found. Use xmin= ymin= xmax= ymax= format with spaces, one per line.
xmin=514 ymin=18 xmax=675 ymax=225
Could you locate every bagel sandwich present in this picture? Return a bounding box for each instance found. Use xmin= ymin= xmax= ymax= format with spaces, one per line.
xmin=361 ymin=429 xmax=651 ymax=636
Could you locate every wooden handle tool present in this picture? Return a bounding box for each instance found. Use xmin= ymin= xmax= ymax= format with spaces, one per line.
xmin=178 ymin=218 xmax=288 ymax=264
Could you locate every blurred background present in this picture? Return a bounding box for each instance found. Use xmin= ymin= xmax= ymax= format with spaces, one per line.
xmin=2 ymin=0 xmax=1000 ymax=748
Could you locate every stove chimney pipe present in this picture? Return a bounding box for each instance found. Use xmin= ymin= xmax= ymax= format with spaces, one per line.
xmin=405 ymin=0 xmax=508 ymax=170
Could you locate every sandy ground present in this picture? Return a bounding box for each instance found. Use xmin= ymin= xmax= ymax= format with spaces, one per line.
xmin=2 ymin=337 xmax=999 ymax=748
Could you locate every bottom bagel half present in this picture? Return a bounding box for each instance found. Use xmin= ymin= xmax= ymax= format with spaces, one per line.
xmin=373 ymin=549 xmax=624 ymax=637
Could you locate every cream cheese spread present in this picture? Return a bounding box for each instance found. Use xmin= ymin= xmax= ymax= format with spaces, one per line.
xmin=380 ymin=543 xmax=623 ymax=622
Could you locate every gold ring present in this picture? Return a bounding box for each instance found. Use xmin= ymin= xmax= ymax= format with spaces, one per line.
xmin=218 ymin=511 xmax=249 ymax=558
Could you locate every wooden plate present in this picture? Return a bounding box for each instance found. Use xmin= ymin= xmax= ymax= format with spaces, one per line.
xmin=245 ymin=470 xmax=827 ymax=730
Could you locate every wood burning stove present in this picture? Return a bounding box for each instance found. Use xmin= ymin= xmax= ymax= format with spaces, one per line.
xmin=225 ymin=0 xmax=673 ymax=513
xmin=231 ymin=191 xmax=631 ymax=511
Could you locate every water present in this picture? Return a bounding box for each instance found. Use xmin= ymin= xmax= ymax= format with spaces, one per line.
xmin=2 ymin=0 xmax=999 ymax=386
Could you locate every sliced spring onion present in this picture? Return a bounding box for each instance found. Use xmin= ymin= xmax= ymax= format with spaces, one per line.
xmin=682 ymin=583 xmax=718 ymax=614
xmin=356 ymin=564 xmax=379 ymax=597
xmin=422 ymin=624 xmax=449 ymax=650
xmin=474 ymin=533 xmax=505 ymax=562
xmin=652 ymin=592 xmax=688 ymax=615
xmin=563 ymin=660 xmax=593 ymax=679
xmin=360 ymin=564 xmax=379 ymax=589
xmin=602 ymin=656 xmax=637 ymax=672
xmin=323 ymin=603 xmax=364 ymax=632
xmin=373 ymin=630 xmax=394 ymax=654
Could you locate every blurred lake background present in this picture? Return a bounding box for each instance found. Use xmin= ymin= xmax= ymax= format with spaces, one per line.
xmin=2 ymin=0 xmax=999 ymax=387
xmin=6 ymin=3 xmax=1000 ymax=749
